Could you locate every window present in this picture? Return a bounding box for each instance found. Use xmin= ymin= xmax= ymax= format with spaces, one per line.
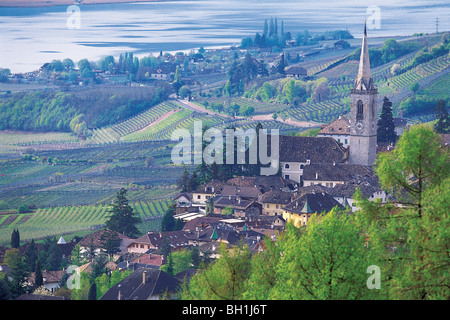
xmin=284 ymin=163 xmax=290 ymax=169
xmin=300 ymin=164 xmax=304 ymax=169
xmin=197 ymin=195 xmax=201 ymax=199
xmin=357 ymin=100 xmax=364 ymax=120
xmin=345 ymin=139 xmax=348 ymax=144
xmin=284 ymin=175 xmax=290 ymax=180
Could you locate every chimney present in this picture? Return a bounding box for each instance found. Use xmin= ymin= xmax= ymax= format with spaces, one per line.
xmin=142 ymin=270 xmax=147 ymax=285
xmin=118 ymin=290 xmax=121 ymax=300
xmin=315 ymin=172 xmax=318 ymax=180
xmin=212 ymin=187 xmax=214 ymax=193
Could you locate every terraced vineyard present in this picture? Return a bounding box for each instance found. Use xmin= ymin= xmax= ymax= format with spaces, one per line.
xmin=87 ymin=101 xmax=180 ymax=144
xmin=0 ymin=199 xmax=172 ymax=244
xmin=196 ymin=96 xmax=285 ymax=116
xmin=122 ymin=109 xmax=224 ymax=142
xmin=283 ymin=99 xmax=350 ymax=124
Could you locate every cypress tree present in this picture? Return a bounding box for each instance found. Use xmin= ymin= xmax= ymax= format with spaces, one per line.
xmin=377 ymin=97 xmax=397 ymax=144
xmin=88 ymin=281 xmax=97 ymax=300
xmin=34 ymin=259 xmax=43 ymax=288
xmin=434 ymin=99 xmax=450 ymax=134
xmin=10 ymin=229 xmax=20 ymax=248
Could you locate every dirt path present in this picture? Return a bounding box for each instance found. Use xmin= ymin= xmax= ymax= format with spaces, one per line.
xmin=249 ymin=114 xmax=321 ymax=128
xmin=135 ymin=108 xmax=181 ymax=134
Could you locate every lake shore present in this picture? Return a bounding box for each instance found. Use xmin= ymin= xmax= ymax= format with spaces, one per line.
xmin=0 ymin=0 xmax=171 ymax=7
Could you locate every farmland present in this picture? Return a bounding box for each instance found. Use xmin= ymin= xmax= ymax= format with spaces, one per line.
xmin=0 ymin=32 xmax=448 ymax=245
xmin=0 ymin=198 xmax=172 ymax=243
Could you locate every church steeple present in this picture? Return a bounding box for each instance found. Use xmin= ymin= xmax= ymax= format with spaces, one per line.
xmin=354 ymin=21 xmax=374 ymax=91
xmin=349 ymin=21 xmax=378 ymax=167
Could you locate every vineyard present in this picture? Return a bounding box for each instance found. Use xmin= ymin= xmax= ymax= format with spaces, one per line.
xmin=0 ymin=198 xmax=172 ymax=244
xmin=87 ymin=101 xmax=180 ymax=144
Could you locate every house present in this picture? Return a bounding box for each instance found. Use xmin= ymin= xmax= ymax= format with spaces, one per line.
xmin=226 ymin=176 xmax=296 ymax=192
xmin=78 ymin=229 xmax=133 ymax=259
xmin=282 ymin=192 xmax=344 ymax=227
xmin=127 ymin=230 xmax=190 ymax=254
xmin=317 ymin=116 xmax=351 ymax=147
xmin=285 ymin=66 xmax=308 ymax=79
xmin=219 ymin=185 xmax=262 ymax=201
xmin=259 ymin=189 xmax=294 ymax=216
xmin=26 ymin=270 xmax=65 ymax=293
xmin=213 ymin=195 xmax=262 ymax=219
xmin=149 ymin=62 xmax=178 ymax=81
xmin=191 ymin=180 xmax=227 ymax=211
xmin=328 ymin=176 xmax=387 ymax=212
xmin=301 ymin=163 xmax=373 ymax=188
xmin=15 ymin=293 xmax=65 ymax=300
xmin=393 ymin=117 xmax=408 ymax=136
xmin=100 ymin=268 xmax=181 ymax=300
xmin=173 ymin=192 xmax=192 ymax=215
xmin=270 ymin=135 xmax=348 ymax=185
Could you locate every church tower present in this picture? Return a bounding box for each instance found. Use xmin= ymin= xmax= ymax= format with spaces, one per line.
xmin=349 ymin=22 xmax=377 ymax=166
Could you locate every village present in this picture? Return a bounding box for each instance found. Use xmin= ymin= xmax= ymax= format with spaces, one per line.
xmin=0 ymin=11 xmax=449 ymax=301
xmin=0 ymin=24 xmax=401 ymax=300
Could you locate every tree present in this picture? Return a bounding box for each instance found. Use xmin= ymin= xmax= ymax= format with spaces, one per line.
xmin=181 ymin=245 xmax=251 ymax=300
xmin=24 ymin=239 xmax=38 ymax=272
xmin=269 ymin=209 xmax=377 ymax=300
xmin=161 ymin=206 xmax=176 ymax=232
xmin=10 ymin=229 xmax=20 ymax=248
xmin=99 ymin=229 xmax=121 ymax=260
xmin=356 ymin=124 xmax=450 ymax=299
xmin=105 ymin=188 xmax=142 ymax=238
xmin=34 ymin=259 xmax=43 ymax=288
xmin=39 ymin=237 xmax=62 ymax=271
xmin=434 ymin=99 xmax=450 ymax=134
xmin=179 ymin=86 xmax=192 ymax=100
xmin=410 ymin=82 xmax=420 ymax=93
xmin=377 ymin=97 xmax=397 ymax=144
xmin=0 ymin=278 xmax=11 ymax=300
xmin=177 ymin=167 xmax=191 ymax=192
xmin=9 ymin=254 xmax=29 ymax=298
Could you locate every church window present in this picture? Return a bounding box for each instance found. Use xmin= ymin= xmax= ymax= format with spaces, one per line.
xmin=357 ymin=100 xmax=364 ymax=120
xmin=285 ymin=163 xmax=290 ymax=169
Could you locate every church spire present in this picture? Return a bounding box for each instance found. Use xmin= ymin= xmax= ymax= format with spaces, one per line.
xmin=354 ymin=20 xmax=374 ymax=91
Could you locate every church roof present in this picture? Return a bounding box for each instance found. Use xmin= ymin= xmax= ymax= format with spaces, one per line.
xmin=270 ymin=135 xmax=348 ymax=164
xmin=354 ymin=22 xmax=375 ymax=91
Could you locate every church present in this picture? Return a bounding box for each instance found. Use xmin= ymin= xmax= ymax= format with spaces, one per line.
xmin=279 ymin=22 xmax=378 ymax=184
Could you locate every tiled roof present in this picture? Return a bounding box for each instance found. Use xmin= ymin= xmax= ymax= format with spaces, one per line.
xmin=220 ymin=185 xmax=261 ymax=199
xmin=328 ymin=176 xmax=382 ymax=198
xmin=283 ymin=192 xmax=343 ymax=215
xmin=302 ymin=163 xmax=373 ymax=182
xmin=131 ymin=230 xmax=190 ymax=249
xmin=100 ymin=268 xmax=180 ymax=300
xmin=192 ymin=180 xmax=227 ymax=194
xmin=270 ymin=135 xmax=348 ymax=163
xmin=213 ymin=195 xmax=256 ymax=210
xmin=319 ymin=117 xmax=350 ymax=135
xmin=259 ymin=189 xmax=293 ymax=204
xmin=78 ymin=229 xmax=132 ymax=248
xmin=226 ymin=176 xmax=296 ymax=192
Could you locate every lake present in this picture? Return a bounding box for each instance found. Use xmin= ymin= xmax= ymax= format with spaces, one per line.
xmin=0 ymin=0 xmax=449 ymax=73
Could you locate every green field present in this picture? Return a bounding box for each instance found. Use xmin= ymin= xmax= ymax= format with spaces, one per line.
xmin=0 ymin=199 xmax=172 ymax=244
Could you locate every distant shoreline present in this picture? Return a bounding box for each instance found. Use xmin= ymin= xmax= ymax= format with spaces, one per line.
xmin=0 ymin=0 xmax=172 ymax=8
